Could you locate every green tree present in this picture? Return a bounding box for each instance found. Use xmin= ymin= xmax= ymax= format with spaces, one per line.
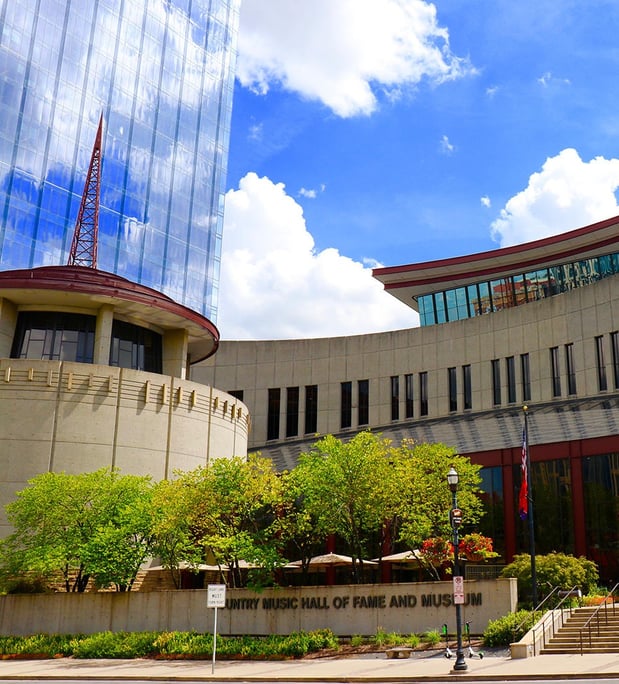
xmin=292 ymin=432 xmax=395 ymax=581
xmin=291 ymin=434 xmax=484 ymax=582
xmin=388 ymin=440 xmax=484 ymax=549
xmin=149 ymin=477 xmax=208 ymax=588
xmin=0 ymin=468 xmax=154 ymax=592
xmin=276 ymin=466 xmax=330 ymax=578
xmin=175 ymin=454 xmax=286 ymax=588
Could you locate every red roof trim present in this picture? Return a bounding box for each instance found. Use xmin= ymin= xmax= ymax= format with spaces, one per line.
xmin=373 ymin=214 xmax=619 ymax=279
xmin=383 ymin=233 xmax=619 ymax=291
xmin=0 ymin=266 xmax=219 ymax=361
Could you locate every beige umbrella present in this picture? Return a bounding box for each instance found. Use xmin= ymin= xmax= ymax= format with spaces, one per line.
xmin=372 ymin=549 xmax=424 ymax=564
xmin=144 ymin=561 xmax=225 ymax=572
xmin=288 ymin=552 xmax=377 ymax=569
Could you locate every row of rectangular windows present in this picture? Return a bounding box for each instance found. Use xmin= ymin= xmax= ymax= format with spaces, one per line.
xmin=232 ymin=332 xmax=619 ymax=442
xmin=393 ymin=332 xmax=619 ymax=416
xmin=228 ymin=386 xmax=319 ymax=442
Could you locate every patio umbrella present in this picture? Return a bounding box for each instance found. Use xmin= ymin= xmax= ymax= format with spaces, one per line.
xmin=144 ymin=561 xmax=225 ymax=572
xmin=288 ymin=552 xmax=377 ymax=570
xmin=372 ymin=549 xmax=425 ymax=564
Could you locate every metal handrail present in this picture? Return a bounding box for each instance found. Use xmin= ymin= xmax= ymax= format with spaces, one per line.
xmin=512 ymin=585 xmax=561 ymax=644
xmin=530 ymin=585 xmax=581 ymax=656
xmin=579 ymin=582 xmax=619 ymax=655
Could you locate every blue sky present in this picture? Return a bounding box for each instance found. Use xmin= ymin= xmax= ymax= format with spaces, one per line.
xmin=218 ymin=0 xmax=619 ymax=340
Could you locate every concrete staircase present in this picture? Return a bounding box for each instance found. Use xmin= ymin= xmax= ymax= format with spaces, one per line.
xmin=540 ymin=605 xmax=619 ymax=654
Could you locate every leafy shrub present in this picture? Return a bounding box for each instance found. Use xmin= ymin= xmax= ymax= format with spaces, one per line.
xmin=405 ymin=633 xmax=421 ymax=648
xmin=500 ymin=553 xmax=599 ymax=606
xmin=71 ymin=631 xmax=156 ymax=659
xmin=422 ymin=629 xmax=441 ymax=646
xmin=350 ymin=634 xmax=364 ymax=647
xmin=483 ymin=610 xmax=538 ymax=647
xmin=0 ymin=633 xmax=74 ymax=657
xmin=373 ymin=628 xmax=389 ymax=647
xmin=154 ymin=631 xmax=213 ymax=657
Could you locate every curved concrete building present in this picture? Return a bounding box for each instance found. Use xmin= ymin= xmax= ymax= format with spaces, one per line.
xmin=194 ymin=216 xmax=619 ymax=583
xmin=0 ymin=1 xmax=246 ymax=536
xmin=0 ymin=265 xmax=248 ymax=534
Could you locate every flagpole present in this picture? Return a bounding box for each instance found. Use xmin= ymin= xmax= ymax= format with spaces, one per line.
xmin=523 ymin=405 xmax=538 ymax=607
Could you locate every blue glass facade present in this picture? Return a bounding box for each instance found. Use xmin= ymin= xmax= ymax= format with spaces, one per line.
xmin=0 ymin=0 xmax=240 ymax=320
xmin=418 ymin=251 xmax=619 ymax=326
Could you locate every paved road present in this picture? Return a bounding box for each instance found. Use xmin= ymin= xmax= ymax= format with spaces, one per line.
xmin=9 ymin=680 xmax=619 ymax=684
xmin=0 ymin=651 xmax=618 ymax=681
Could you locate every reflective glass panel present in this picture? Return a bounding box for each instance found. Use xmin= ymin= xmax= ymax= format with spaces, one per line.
xmin=0 ymin=0 xmax=241 ymax=321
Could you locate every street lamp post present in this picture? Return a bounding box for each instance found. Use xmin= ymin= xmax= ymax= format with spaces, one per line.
xmin=447 ymin=466 xmax=467 ymax=672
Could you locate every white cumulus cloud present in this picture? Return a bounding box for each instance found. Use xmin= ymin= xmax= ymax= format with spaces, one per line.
xmin=491 ymin=148 xmax=619 ymax=247
xmin=236 ymin=0 xmax=474 ymax=117
xmin=218 ymin=173 xmax=419 ymax=339
xmin=440 ymin=135 xmax=454 ymax=154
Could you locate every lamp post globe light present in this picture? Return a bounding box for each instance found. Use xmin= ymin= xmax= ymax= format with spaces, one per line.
xmin=447 ymin=466 xmax=468 ymax=671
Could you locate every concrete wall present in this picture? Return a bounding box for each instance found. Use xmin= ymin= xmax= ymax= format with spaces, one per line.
xmin=0 ymin=579 xmax=517 ymax=636
xmin=0 ymin=358 xmax=249 ymax=533
xmin=193 ymin=276 xmax=619 ymax=449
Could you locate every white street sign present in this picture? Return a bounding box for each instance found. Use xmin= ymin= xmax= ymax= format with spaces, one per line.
xmin=208 ymin=583 xmax=226 ymax=608
xmin=453 ymin=575 xmax=465 ymax=605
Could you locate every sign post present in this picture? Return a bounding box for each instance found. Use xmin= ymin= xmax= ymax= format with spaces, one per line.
xmin=207 ymin=583 xmax=226 ymax=674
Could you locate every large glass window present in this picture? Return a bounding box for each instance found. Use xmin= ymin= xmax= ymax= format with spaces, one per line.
xmin=467 ymin=283 xmax=481 ymax=316
xmin=267 ymin=388 xmax=280 ymax=441
xmin=565 ymin=343 xmax=576 ymax=395
xmin=434 ymin=292 xmax=447 ymax=324
xmin=595 ymin=336 xmax=608 ymax=392
xmin=506 ymin=356 xmax=516 ymax=403
xmin=491 ymin=359 xmax=501 ymax=406
xmin=550 ymin=346 xmax=561 ymax=397
xmin=516 ymin=459 xmax=573 ymax=556
xmin=11 ymin=311 xmax=95 ymax=363
xmin=448 ymin=367 xmax=457 ymax=412
xmin=358 ymin=379 xmax=369 ymax=426
xmin=582 ymin=453 xmax=619 ymax=582
xmin=479 ymin=466 xmax=504 ymax=557
xmin=462 ymin=364 xmax=472 ymax=410
xmin=341 ymin=381 xmax=352 ymax=429
xmin=286 ymin=387 xmax=299 ymax=438
xmin=520 ymin=353 xmax=531 ymax=402
xmin=109 ymin=320 xmax=162 ymax=372
xmin=419 ymin=372 xmax=428 ymax=416
xmin=611 ymin=332 xmax=619 ymax=390
xmin=418 ymin=295 xmax=435 ymax=326
xmin=404 ymin=373 xmax=414 ymax=418
xmin=305 ymin=385 xmax=318 ymax=434
xmin=390 ymin=376 xmax=399 ymax=421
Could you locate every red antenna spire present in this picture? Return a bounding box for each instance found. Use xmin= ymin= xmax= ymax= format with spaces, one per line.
xmin=67 ymin=114 xmax=103 ymax=268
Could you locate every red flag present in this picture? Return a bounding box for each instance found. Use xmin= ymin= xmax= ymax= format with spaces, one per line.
xmin=518 ymin=427 xmax=528 ymax=520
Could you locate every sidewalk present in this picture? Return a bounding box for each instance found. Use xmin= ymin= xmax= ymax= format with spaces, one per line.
xmin=0 ymin=650 xmax=618 ymax=681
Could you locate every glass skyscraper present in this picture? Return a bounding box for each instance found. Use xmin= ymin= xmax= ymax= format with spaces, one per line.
xmin=0 ymin=0 xmax=240 ymax=320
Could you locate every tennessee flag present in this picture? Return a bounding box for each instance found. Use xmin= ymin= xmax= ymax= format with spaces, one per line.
xmin=518 ymin=427 xmax=528 ymax=520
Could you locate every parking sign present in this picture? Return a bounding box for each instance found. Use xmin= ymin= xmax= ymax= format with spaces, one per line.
xmin=453 ymin=575 xmax=465 ymax=605
xmin=207 ymin=584 xmax=226 ymax=608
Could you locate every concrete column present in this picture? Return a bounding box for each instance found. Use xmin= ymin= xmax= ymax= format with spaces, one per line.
xmin=0 ymin=298 xmax=17 ymax=357
xmin=163 ymin=328 xmax=188 ymax=379
xmin=94 ymin=305 xmax=114 ymax=365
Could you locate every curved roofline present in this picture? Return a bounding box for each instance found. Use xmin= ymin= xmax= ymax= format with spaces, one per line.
xmin=373 ymin=214 xmax=619 ymax=308
xmin=374 ymin=214 xmax=619 ymax=276
xmin=0 ymin=266 xmax=219 ymax=363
